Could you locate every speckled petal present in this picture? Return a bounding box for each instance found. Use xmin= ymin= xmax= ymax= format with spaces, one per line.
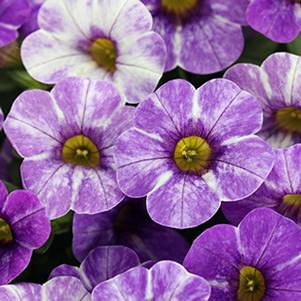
xmin=197 ymin=79 xmax=263 ymax=144
xmin=184 ymin=225 xmax=239 ymax=301
xmin=50 ymin=246 xmax=140 ymax=291
xmin=246 ymin=0 xmax=301 ymax=43
xmin=179 ymin=16 xmax=243 ymax=74
xmin=92 ymin=261 xmax=210 ymax=301
xmin=0 ymin=283 xmax=40 ymax=301
xmin=3 ymin=90 xmax=63 ymax=157
xmin=1 ymin=190 xmax=50 ymax=248
xmin=209 ymin=136 xmax=274 ymax=201
xmin=147 ymin=172 xmax=220 ymax=229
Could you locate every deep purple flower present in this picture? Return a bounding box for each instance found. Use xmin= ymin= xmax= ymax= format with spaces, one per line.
xmin=225 ymin=52 xmax=301 ymax=148
xmin=4 ymin=77 xmax=134 ymax=219
xmin=0 ymin=181 xmax=50 ymax=285
xmin=0 ymin=140 xmax=14 ymax=181
xmin=0 ymin=0 xmax=30 ymax=47
xmin=21 ymin=0 xmax=45 ymax=37
xmin=21 ymin=0 xmax=166 ymax=104
xmin=246 ymin=0 xmax=301 ymax=43
xmin=184 ymin=208 xmax=301 ymax=301
xmin=49 ymin=246 xmax=140 ymax=292
xmin=141 ymin=0 xmax=248 ymax=74
xmin=0 ymin=276 xmax=90 ymax=300
xmin=92 ymin=260 xmax=211 ymax=301
xmin=115 ymin=79 xmax=274 ymax=228
xmin=73 ymin=198 xmax=189 ymax=262
xmin=223 ymin=144 xmax=301 ymax=226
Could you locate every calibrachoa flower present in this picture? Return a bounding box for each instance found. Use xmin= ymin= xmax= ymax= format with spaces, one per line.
xmin=4 ymin=77 xmax=134 ymax=219
xmin=21 ymin=0 xmax=45 ymax=37
xmin=0 ymin=140 xmax=13 ymax=181
xmin=21 ymin=0 xmax=166 ymax=104
xmin=115 ymin=79 xmax=274 ymax=228
xmin=246 ymin=0 xmax=301 ymax=43
xmin=0 ymin=0 xmax=30 ymax=47
xmin=49 ymin=246 xmax=140 ymax=292
xmin=184 ymin=208 xmax=301 ymax=301
xmin=223 ymin=144 xmax=301 ymax=226
xmin=73 ymin=198 xmax=189 ymax=262
xmin=225 ymin=52 xmax=301 ymax=148
xmin=0 ymin=276 xmax=90 ymax=300
xmin=0 ymin=181 xmax=50 ymax=285
xmin=141 ymin=0 xmax=248 ymax=74
xmin=92 ymin=261 xmax=211 ymax=301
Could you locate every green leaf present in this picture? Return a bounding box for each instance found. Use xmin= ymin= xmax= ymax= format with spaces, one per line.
xmin=287 ymin=34 xmax=301 ymax=55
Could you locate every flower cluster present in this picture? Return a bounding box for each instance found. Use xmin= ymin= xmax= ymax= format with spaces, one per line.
xmin=0 ymin=0 xmax=301 ymax=300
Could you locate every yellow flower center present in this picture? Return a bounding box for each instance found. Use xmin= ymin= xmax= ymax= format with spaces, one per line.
xmin=173 ymin=135 xmax=211 ymax=174
xmin=62 ymin=135 xmax=100 ymax=168
xmin=275 ymin=107 xmax=301 ymax=134
xmin=161 ymin=0 xmax=198 ymax=18
xmin=90 ymin=38 xmax=117 ymax=73
xmin=0 ymin=218 xmax=13 ymax=245
xmin=237 ymin=266 xmax=265 ymax=301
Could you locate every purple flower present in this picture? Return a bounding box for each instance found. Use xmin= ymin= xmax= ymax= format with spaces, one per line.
xmin=223 ymin=144 xmax=301 ymax=226
xmin=21 ymin=0 xmax=45 ymax=37
xmin=72 ymin=198 xmax=189 ymax=262
xmin=246 ymin=0 xmax=301 ymax=43
xmin=0 ymin=276 xmax=90 ymax=300
xmin=141 ymin=0 xmax=248 ymax=74
xmin=0 ymin=181 xmax=50 ymax=285
xmin=115 ymin=79 xmax=274 ymax=228
xmin=184 ymin=208 xmax=301 ymax=301
xmin=21 ymin=0 xmax=166 ymax=104
xmin=92 ymin=260 xmax=211 ymax=301
xmin=225 ymin=52 xmax=301 ymax=148
xmin=0 ymin=0 xmax=30 ymax=47
xmin=0 ymin=140 xmax=14 ymax=181
xmin=4 ymin=77 xmax=134 ymax=219
xmin=49 ymin=246 xmax=140 ymax=292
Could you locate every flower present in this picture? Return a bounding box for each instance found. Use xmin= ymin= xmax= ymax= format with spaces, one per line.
xmin=4 ymin=77 xmax=134 ymax=219
xmin=115 ymin=79 xmax=274 ymax=228
xmin=21 ymin=0 xmax=45 ymax=37
xmin=21 ymin=0 xmax=166 ymax=104
xmin=184 ymin=208 xmax=301 ymax=301
xmin=246 ymin=0 xmax=301 ymax=43
xmin=72 ymin=198 xmax=189 ymax=262
xmin=0 ymin=276 xmax=90 ymax=300
xmin=141 ymin=0 xmax=248 ymax=74
xmin=92 ymin=260 xmax=211 ymax=301
xmin=225 ymin=52 xmax=301 ymax=148
xmin=49 ymin=246 xmax=140 ymax=292
xmin=0 ymin=139 xmax=14 ymax=181
xmin=0 ymin=181 xmax=50 ymax=285
xmin=0 ymin=0 xmax=30 ymax=47
xmin=223 ymin=144 xmax=301 ymax=227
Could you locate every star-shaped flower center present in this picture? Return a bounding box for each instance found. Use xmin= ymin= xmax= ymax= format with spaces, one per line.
xmin=0 ymin=217 xmax=13 ymax=245
xmin=237 ymin=266 xmax=265 ymax=301
xmin=275 ymin=106 xmax=301 ymax=134
xmin=173 ymin=135 xmax=211 ymax=174
xmin=161 ymin=0 xmax=198 ymax=18
xmin=62 ymin=134 xmax=100 ymax=168
xmin=90 ymin=38 xmax=117 ymax=73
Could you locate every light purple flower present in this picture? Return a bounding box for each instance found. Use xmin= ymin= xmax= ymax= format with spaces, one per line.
xmin=0 ymin=181 xmax=50 ymax=285
xmin=21 ymin=0 xmax=45 ymax=37
xmin=246 ymin=0 xmax=301 ymax=43
xmin=223 ymin=144 xmax=301 ymax=227
xmin=0 ymin=276 xmax=90 ymax=300
xmin=49 ymin=246 xmax=140 ymax=292
xmin=0 ymin=0 xmax=30 ymax=47
xmin=115 ymin=79 xmax=274 ymax=228
xmin=72 ymin=198 xmax=189 ymax=262
xmin=141 ymin=0 xmax=248 ymax=74
xmin=21 ymin=0 xmax=166 ymax=104
xmin=4 ymin=77 xmax=134 ymax=219
xmin=92 ymin=260 xmax=211 ymax=301
xmin=184 ymin=208 xmax=301 ymax=301
xmin=225 ymin=52 xmax=301 ymax=148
